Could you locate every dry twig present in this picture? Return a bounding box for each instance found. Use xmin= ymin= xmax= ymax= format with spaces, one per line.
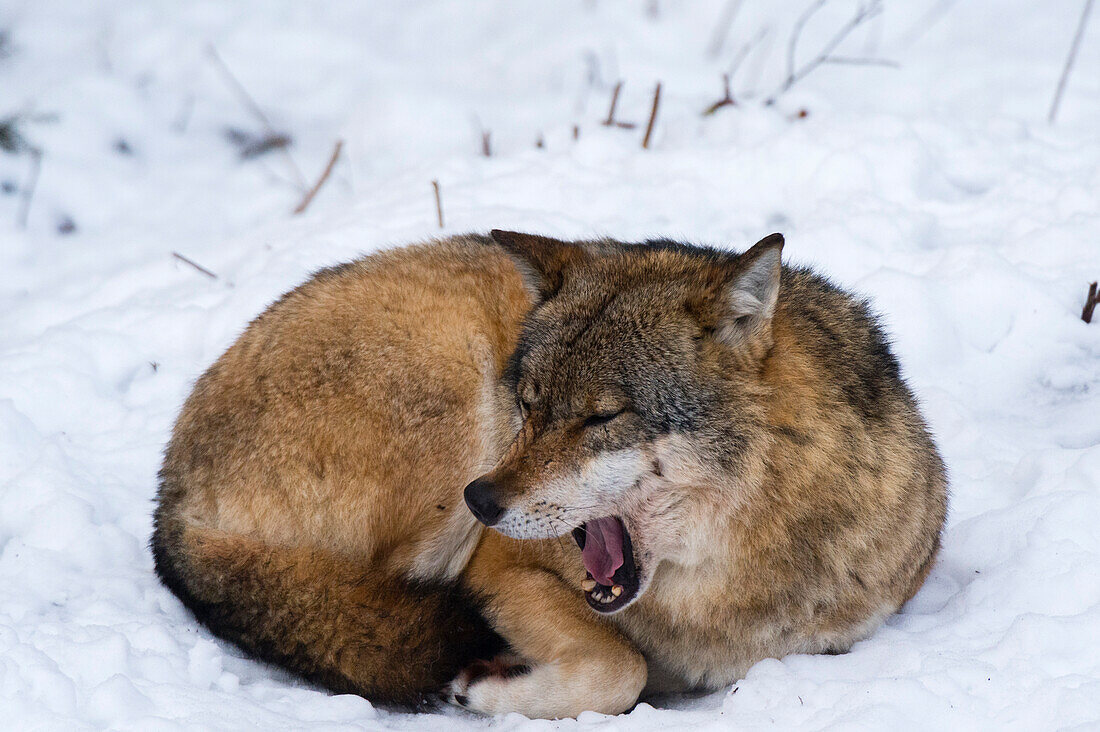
xmin=642 ymin=82 xmax=661 ymax=149
xmin=293 ymin=140 xmax=344 ymax=215
xmin=431 ymin=179 xmax=444 ymax=228
xmin=602 ymin=81 xmax=637 ymax=129
xmin=704 ymin=75 xmax=736 ymax=116
xmin=768 ymin=0 xmax=893 ymax=103
xmin=172 ymin=251 xmax=218 ymax=280
xmin=603 ymin=81 xmax=623 ymax=125
xmin=1083 ymin=281 xmax=1099 ymax=324
xmin=1048 ymin=0 xmax=1095 ymax=124
xmin=705 ymin=26 xmax=771 ymax=114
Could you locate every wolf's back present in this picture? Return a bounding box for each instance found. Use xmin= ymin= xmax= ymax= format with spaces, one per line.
xmin=147 ymin=236 xmax=529 ymax=706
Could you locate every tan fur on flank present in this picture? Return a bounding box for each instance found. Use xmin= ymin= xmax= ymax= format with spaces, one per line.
xmin=153 ymin=231 xmax=947 ymax=718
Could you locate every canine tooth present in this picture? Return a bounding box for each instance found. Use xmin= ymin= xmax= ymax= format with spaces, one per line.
xmin=581 ymin=578 xmax=596 ymax=592
xmin=611 ymin=585 xmax=623 ymax=597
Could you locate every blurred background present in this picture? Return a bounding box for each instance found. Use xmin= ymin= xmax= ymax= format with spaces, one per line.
xmin=1 ymin=0 xmax=1097 ymax=252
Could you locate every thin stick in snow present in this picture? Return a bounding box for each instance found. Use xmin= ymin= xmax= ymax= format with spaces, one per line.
xmin=293 ymin=140 xmax=344 ymax=215
xmin=16 ymin=148 xmax=41 ymax=229
xmin=703 ymin=30 xmax=772 ymax=115
xmin=703 ymin=74 xmax=736 ymax=116
xmin=603 ymin=81 xmax=623 ymax=125
xmin=172 ymin=252 xmax=218 ymax=280
xmin=602 ymin=81 xmax=636 ymax=129
xmin=481 ymin=130 xmax=492 ymax=157
xmin=432 ymin=179 xmax=444 ymax=228
xmin=642 ymin=82 xmax=661 ymax=149
xmin=1048 ymin=0 xmax=1095 ymax=124
xmin=1083 ymin=281 xmax=1099 ymax=324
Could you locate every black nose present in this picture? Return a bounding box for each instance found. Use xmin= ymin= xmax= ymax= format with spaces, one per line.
xmin=464 ymin=478 xmax=505 ymax=526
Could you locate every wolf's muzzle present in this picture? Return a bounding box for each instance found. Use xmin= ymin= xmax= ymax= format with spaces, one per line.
xmin=464 ymin=478 xmax=504 ymax=527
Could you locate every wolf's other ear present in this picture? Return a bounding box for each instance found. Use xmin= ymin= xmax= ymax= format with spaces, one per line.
xmin=490 ymin=229 xmax=592 ymax=301
xmin=716 ymin=233 xmax=784 ymax=346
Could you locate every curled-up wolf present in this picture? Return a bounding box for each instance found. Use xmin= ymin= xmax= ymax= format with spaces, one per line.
xmin=152 ymin=230 xmax=947 ymax=718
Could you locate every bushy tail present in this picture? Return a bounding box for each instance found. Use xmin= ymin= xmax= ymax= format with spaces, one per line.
xmin=151 ymin=516 xmax=502 ymax=707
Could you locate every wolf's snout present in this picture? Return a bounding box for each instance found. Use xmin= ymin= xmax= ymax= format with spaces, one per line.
xmin=464 ymin=478 xmax=504 ymax=526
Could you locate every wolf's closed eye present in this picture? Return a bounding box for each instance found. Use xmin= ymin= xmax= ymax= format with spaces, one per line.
xmin=583 ymin=410 xmax=624 ymax=428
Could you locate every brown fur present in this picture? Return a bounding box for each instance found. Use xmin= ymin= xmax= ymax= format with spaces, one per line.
xmin=153 ymin=231 xmax=947 ymax=717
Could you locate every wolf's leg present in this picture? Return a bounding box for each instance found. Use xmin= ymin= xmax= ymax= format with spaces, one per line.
xmin=152 ymin=520 xmax=503 ymax=707
xmin=452 ymin=534 xmax=647 ymax=718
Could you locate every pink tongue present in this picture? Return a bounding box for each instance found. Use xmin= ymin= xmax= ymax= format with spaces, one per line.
xmin=581 ymin=517 xmax=625 ymax=586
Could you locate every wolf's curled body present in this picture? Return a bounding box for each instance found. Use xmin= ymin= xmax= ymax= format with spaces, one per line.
xmin=152 ymin=231 xmax=946 ymax=718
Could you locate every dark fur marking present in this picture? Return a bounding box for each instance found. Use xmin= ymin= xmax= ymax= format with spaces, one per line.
xmin=775 ymin=425 xmax=813 ymax=445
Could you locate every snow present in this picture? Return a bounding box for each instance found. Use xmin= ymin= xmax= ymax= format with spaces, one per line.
xmin=2 ymin=0 xmax=1099 ymax=729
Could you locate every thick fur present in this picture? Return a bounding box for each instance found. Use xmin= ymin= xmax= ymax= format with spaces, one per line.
xmin=153 ymin=232 xmax=947 ymax=717
xmin=152 ymin=237 xmax=525 ymax=707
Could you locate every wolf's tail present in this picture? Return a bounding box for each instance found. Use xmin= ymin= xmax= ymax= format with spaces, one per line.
xmin=150 ymin=514 xmax=502 ymax=707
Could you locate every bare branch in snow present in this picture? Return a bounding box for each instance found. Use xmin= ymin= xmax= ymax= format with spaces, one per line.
xmin=293 ymin=140 xmax=344 ymax=215
xmin=602 ymin=81 xmax=636 ymax=129
xmin=768 ymin=0 xmax=894 ymax=104
xmin=172 ymin=252 xmax=218 ymax=280
xmin=704 ymin=27 xmax=771 ymax=116
xmin=225 ymin=128 xmax=292 ymax=160
xmin=1083 ymin=282 xmax=1099 ymax=324
xmin=1048 ymin=0 xmax=1095 ymax=124
xmin=703 ymin=74 xmax=736 ymax=116
xmin=642 ymin=82 xmax=661 ymax=149
xmin=431 ymin=179 xmax=444 ymax=228
xmin=603 ymin=81 xmax=623 ymax=125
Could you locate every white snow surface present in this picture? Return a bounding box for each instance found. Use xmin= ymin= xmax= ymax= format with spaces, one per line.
xmin=2 ymin=0 xmax=1099 ymax=729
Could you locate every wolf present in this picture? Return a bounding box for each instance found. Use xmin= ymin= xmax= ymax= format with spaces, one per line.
xmin=152 ymin=230 xmax=947 ymax=718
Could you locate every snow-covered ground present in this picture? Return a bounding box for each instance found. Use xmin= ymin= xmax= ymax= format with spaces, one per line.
xmin=2 ymin=0 xmax=1099 ymax=729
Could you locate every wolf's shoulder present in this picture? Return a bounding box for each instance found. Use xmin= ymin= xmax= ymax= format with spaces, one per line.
xmin=775 ymin=264 xmax=908 ymax=421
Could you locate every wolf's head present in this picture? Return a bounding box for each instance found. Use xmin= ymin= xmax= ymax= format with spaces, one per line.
xmin=464 ymin=230 xmax=783 ymax=614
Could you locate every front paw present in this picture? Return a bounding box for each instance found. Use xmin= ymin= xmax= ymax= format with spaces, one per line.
xmin=448 ymin=654 xmax=531 ymax=713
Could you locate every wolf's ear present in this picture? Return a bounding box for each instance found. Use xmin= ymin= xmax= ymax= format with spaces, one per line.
xmin=716 ymin=233 xmax=784 ymax=347
xmin=490 ymin=229 xmax=592 ymax=301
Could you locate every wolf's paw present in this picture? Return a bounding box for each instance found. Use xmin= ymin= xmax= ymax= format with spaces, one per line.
xmin=448 ymin=651 xmax=530 ymax=708
xmin=448 ymin=653 xmax=644 ymax=718
xmin=448 ymin=654 xmax=531 ymax=713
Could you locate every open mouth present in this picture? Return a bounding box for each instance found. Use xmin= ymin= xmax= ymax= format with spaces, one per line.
xmin=572 ymin=516 xmax=639 ymax=613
